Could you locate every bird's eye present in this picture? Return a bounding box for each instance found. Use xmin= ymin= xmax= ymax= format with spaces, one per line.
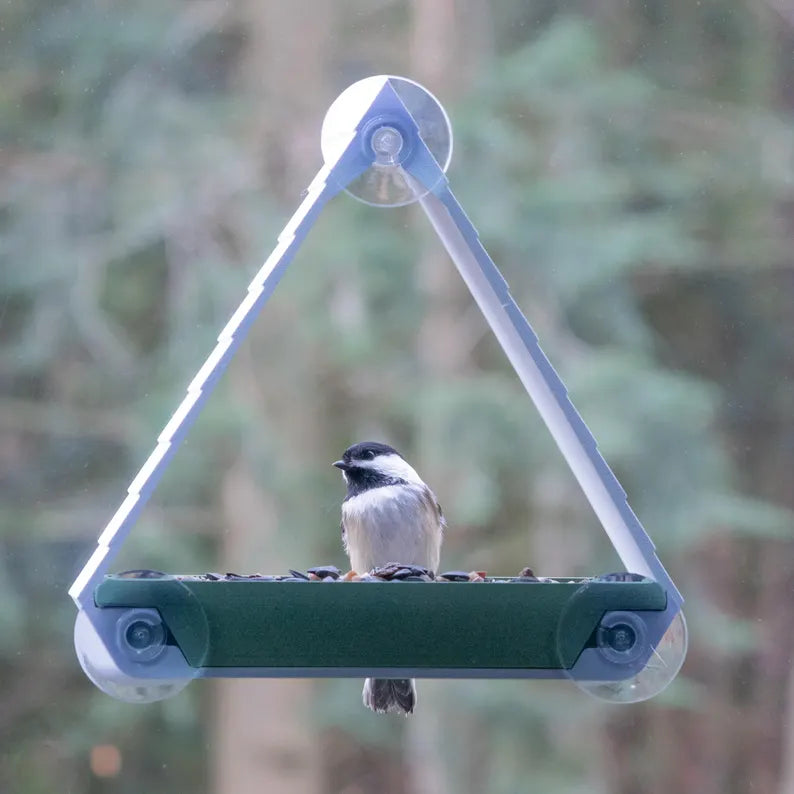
xmin=364 ymin=450 xmax=375 ymax=459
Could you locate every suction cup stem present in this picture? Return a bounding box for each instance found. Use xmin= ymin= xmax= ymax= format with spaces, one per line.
xmin=321 ymin=75 xmax=453 ymax=207
xmin=371 ymin=126 xmax=404 ymax=165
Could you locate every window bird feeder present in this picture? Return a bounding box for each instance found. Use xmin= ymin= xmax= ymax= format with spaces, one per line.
xmin=70 ymin=76 xmax=687 ymax=705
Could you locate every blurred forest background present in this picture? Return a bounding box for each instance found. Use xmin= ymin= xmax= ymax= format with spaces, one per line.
xmin=3 ymin=0 xmax=794 ymax=792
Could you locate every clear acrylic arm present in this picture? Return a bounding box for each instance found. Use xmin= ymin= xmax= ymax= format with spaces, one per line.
xmin=417 ymin=184 xmax=682 ymax=607
xmin=386 ymin=110 xmax=683 ymax=611
xmin=69 ymin=132 xmax=372 ymax=609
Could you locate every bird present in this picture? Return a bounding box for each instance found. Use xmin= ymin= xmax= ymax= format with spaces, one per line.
xmin=333 ymin=441 xmax=444 ymax=715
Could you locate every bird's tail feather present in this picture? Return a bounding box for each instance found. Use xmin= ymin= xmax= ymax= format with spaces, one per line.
xmin=363 ymin=678 xmax=416 ymax=715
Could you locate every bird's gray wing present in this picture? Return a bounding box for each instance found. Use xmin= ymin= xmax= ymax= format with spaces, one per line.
xmin=425 ymin=488 xmax=446 ymax=529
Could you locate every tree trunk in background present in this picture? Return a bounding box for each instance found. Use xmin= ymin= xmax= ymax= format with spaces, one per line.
xmin=236 ymin=0 xmax=336 ymax=191
xmin=213 ymin=454 xmax=321 ymax=794
xmin=211 ymin=3 xmax=334 ymax=793
xmin=409 ymin=4 xmax=491 ymax=794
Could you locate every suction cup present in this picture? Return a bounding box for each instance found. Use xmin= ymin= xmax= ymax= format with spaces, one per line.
xmin=74 ymin=609 xmax=190 ymax=703
xmin=321 ymin=75 xmax=452 ymax=207
xmin=73 ymin=575 xmax=208 ymax=703
xmin=557 ymin=576 xmax=688 ymax=704
xmin=574 ymin=610 xmax=688 ymax=704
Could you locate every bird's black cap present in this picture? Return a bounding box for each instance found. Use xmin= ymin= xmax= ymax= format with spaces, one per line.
xmin=333 ymin=441 xmax=402 ymax=469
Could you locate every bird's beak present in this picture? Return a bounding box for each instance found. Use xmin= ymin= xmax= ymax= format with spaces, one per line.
xmin=333 ymin=460 xmax=348 ymax=470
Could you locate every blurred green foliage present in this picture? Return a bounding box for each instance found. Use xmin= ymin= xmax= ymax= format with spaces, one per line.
xmin=2 ymin=1 xmax=794 ymax=793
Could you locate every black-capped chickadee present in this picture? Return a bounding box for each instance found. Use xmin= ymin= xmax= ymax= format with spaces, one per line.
xmin=333 ymin=441 xmax=444 ymax=715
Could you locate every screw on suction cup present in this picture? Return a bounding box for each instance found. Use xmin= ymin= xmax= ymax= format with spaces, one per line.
xmin=116 ymin=609 xmax=167 ymax=663
xmin=595 ymin=611 xmax=647 ymax=666
xmin=370 ymin=125 xmax=404 ymax=165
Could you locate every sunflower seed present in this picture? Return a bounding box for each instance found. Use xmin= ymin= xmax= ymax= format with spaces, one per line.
xmin=438 ymin=571 xmax=471 ymax=582
xmin=307 ymin=565 xmax=341 ymax=579
xmin=597 ymin=572 xmax=648 ymax=583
